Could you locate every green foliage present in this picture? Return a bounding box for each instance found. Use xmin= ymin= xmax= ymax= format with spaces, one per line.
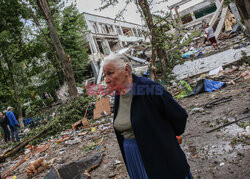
xmin=0 ymin=0 xmax=35 ymax=111
xmin=0 ymin=0 xmax=90 ymax=115
xmin=56 ymin=4 xmax=89 ymax=84
xmin=151 ymin=14 xmax=185 ymax=74
xmin=25 ymin=98 xmax=47 ymax=117
xmin=23 ymin=96 xmax=96 ymax=145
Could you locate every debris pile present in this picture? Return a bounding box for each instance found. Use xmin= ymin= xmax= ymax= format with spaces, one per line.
xmin=172 ymin=44 xmax=250 ymax=80
xmin=0 ymin=112 xmax=123 ymax=178
xmin=178 ymin=0 xmax=248 ymax=61
xmin=88 ymin=41 xmax=151 ymax=85
xmin=1 ymin=2 xmax=249 ymax=177
xmin=179 ymin=34 xmax=249 ymax=60
xmin=169 ymin=56 xmax=250 ymax=99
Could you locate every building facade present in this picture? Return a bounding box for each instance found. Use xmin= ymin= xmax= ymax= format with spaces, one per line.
xmin=169 ymin=0 xmax=219 ymax=25
xmin=83 ymin=12 xmax=149 ymax=56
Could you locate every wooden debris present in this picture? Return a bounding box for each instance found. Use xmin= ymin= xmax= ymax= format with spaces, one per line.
xmin=2 ymin=144 xmax=50 ymax=178
xmin=241 ymin=70 xmax=250 ymax=81
xmin=82 ymin=118 xmax=88 ymax=126
xmin=173 ymin=90 xmax=182 ymax=97
xmin=72 ymin=103 xmax=90 ymax=129
xmin=231 ymin=70 xmax=250 ymax=83
xmin=230 ymin=80 xmax=236 ymax=85
xmin=72 ymin=118 xmax=89 ymax=130
xmin=32 ymin=144 xmax=50 ymax=156
xmin=223 ymin=67 xmax=239 ymax=75
xmin=55 ymin=136 xmax=70 ymax=144
xmin=205 ymin=96 xmax=232 ymax=108
xmin=78 ymin=131 xmax=88 ymax=136
xmin=55 ymin=138 xmax=64 ymax=144
xmin=93 ymin=97 xmax=111 ymax=119
xmin=84 ymin=163 xmax=101 ymax=178
xmin=25 ymin=144 xmax=35 ymax=151
xmin=0 ymin=126 xmax=52 ymax=163
xmin=3 ymin=153 xmax=31 ymax=178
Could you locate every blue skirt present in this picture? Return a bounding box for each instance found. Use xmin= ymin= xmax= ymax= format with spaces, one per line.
xmin=123 ymin=138 xmax=149 ymax=179
xmin=123 ymin=138 xmax=193 ymax=179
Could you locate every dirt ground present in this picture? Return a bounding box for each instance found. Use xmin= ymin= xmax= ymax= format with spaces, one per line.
xmin=180 ymin=80 xmax=250 ymax=179
xmin=0 ymin=63 xmax=249 ymax=179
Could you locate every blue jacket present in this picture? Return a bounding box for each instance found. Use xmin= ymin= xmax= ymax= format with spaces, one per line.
xmin=114 ymin=74 xmax=190 ymax=179
xmin=6 ymin=111 xmax=18 ymax=127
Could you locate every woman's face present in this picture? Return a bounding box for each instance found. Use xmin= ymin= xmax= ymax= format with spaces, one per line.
xmin=103 ymin=62 xmax=129 ymax=92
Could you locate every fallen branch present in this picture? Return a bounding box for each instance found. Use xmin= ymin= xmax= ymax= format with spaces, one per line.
xmin=204 ymin=96 xmax=232 ymax=108
xmin=206 ymin=115 xmax=250 ymax=133
xmin=3 ymin=153 xmax=31 ymax=179
xmin=0 ymin=125 xmax=52 ymax=163
xmin=84 ymin=163 xmax=101 ymax=178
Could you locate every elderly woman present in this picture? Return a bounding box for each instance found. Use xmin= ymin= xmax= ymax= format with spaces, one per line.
xmin=103 ymin=54 xmax=192 ymax=179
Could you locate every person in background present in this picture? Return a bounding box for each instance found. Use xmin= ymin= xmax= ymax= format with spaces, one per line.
xmin=0 ymin=112 xmax=10 ymax=143
xmin=103 ymin=54 xmax=192 ymax=179
xmin=205 ymin=23 xmax=219 ymax=49
xmin=6 ymin=106 xmax=20 ymax=142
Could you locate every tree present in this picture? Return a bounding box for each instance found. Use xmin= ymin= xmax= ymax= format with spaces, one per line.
xmin=0 ymin=0 xmax=90 ymax=122
xmin=37 ymin=0 xmax=78 ymax=98
xmin=29 ymin=1 xmax=89 ymax=85
xmin=235 ymin=0 xmax=250 ymax=35
xmin=0 ymin=0 xmax=61 ymax=123
xmin=56 ymin=4 xmax=89 ymax=84
xmin=99 ymin=0 xmax=183 ymax=77
xmin=0 ymin=0 xmax=30 ymax=127
xmin=136 ymin=0 xmax=168 ymax=76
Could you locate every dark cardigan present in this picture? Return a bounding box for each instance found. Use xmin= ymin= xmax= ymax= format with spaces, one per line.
xmin=113 ymin=74 xmax=190 ymax=179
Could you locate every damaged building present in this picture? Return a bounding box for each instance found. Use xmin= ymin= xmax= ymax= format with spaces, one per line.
xmin=83 ymin=12 xmax=150 ymax=57
xmin=168 ymin=0 xmax=240 ymax=31
xmin=82 ymin=12 xmax=151 ymax=83
xmin=171 ymin=0 xmax=218 ymax=22
xmin=168 ymin=0 xmax=219 ymax=28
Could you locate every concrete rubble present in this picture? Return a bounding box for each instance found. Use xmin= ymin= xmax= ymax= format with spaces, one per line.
xmin=1 ymin=45 xmax=249 ymax=178
xmin=1 ymin=1 xmax=250 ymax=179
xmin=93 ymin=42 xmax=151 ymax=85
xmin=173 ymin=44 xmax=250 ymax=80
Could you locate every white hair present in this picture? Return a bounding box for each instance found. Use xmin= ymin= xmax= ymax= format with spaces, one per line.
xmin=102 ymin=53 xmax=132 ymax=73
